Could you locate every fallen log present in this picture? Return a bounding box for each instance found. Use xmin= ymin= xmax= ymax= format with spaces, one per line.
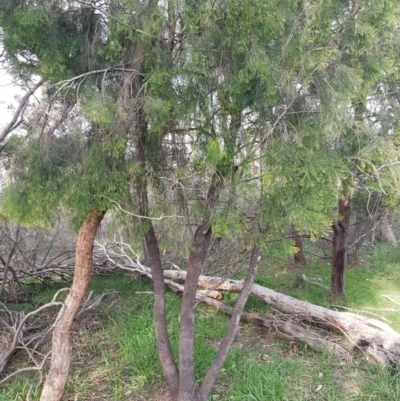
xmin=96 ymin=243 xmax=400 ymax=366
xmin=164 ymin=278 xmax=350 ymax=360
xmin=161 ymin=270 xmax=400 ymax=366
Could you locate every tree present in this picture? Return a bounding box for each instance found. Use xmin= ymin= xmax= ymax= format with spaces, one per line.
xmin=327 ymin=1 xmax=400 ymax=295
xmin=0 ymin=2 xmax=129 ymax=399
xmin=2 ymin=1 xmax=400 ymax=400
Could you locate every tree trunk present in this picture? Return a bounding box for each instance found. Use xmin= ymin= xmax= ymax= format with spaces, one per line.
xmin=198 ymin=246 xmax=260 ymax=401
xmin=292 ymin=226 xmax=306 ymax=266
xmin=178 ymin=223 xmax=212 ymax=401
xmin=178 ymin=174 xmax=223 ymax=401
xmin=40 ymin=210 xmax=105 ymax=401
xmin=136 ymin=129 xmax=179 ymax=398
xmin=331 ymin=196 xmax=350 ymax=296
xmin=381 ymin=213 xmax=397 ymax=247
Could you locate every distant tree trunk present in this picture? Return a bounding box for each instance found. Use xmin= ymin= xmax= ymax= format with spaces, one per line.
xmin=292 ymin=226 xmax=306 ymax=266
xmin=40 ymin=210 xmax=105 ymax=401
xmin=331 ymin=197 xmax=350 ymax=297
xmin=380 ymin=213 xmax=397 ymax=247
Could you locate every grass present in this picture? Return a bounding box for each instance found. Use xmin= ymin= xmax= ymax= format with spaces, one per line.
xmin=2 ymin=243 xmax=400 ymax=400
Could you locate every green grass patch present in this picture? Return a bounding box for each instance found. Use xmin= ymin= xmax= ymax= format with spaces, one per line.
xmin=2 ymin=244 xmax=400 ymax=400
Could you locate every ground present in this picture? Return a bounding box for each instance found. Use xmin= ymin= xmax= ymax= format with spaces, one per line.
xmin=2 ymin=243 xmax=400 ymax=400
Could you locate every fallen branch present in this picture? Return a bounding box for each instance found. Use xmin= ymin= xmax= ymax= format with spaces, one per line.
xmin=301 ymin=274 xmax=329 ymax=291
xmin=96 ymin=241 xmax=400 ymax=366
xmin=164 ymin=277 xmax=350 ymax=361
xmin=0 ymin=288 xmax=116 ymax=379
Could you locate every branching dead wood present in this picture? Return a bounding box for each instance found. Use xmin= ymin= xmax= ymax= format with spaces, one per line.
xmin=0 ymin=289 xmax=116 ymax=383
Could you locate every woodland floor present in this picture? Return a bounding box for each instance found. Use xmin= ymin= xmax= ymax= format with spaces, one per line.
xmin=2 ymin=243 xmax=400 ymax=401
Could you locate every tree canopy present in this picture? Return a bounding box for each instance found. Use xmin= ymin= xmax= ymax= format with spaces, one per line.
xmin=1 ymin=1 xmax=400 ymax=400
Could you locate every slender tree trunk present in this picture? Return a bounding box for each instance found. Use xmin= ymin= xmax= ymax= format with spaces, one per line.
xmin=40 ymin=210 xmax=105 ymax=401
xmin=292 ymin=226 xmax=306 ymax=266
xmin=331 ymin=197 xmax=350 ymax=296
xmin=198 ymin=246 xmax=260 ymax=401
xmin=178 ymin=174 xmax=223 ymax=401
xmin=178 ymin=223 xmax=212 ymax=401
xmin=136 ymin=124 xmax=180 ymax=398
xmin=380 ymin=213 xmax=397 ymax=247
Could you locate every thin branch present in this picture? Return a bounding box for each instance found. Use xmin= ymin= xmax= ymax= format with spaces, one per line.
xmin=101 ymin=196 xmax=184 ymax=220
xmin=382 ymin=295 xmax=400 ymax=306
xmin=0 ymin=79 xmax=44 ymax=143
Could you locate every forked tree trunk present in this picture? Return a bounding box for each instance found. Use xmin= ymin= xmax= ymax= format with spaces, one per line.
xmin=178 ymin=173 xmax=224 ymax=401
xmin=331 ymin=197 xmax=350 ymax=296
xmin=291 ymin=226 xmax=306 ymax=266
xmin=40 ymin=210 xmax=105 ymax=401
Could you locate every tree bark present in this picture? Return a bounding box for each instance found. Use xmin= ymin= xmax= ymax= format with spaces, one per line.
xmin=292 ymin=226 xmax=306 ymax=266
xmin=40 ymin=210 xmax=105 ymax=401
xmin=380 ymin=213 xmax=397 ymax=247
xmin=136 ymin=127 xmax=180 ymax=399
xmin=178 ymin=173 xmax=223 ymax=401
xmin=178 ymin=223 xmax=212 ymax=401
xmin=331 ymin=196 xmax=350 ymax=296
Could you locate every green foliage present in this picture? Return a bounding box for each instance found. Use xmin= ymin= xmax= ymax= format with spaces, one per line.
xmin=0 ymin=137 xmax=73 ymax=227
xmin=261 ymin=134 xmax=340 ymax=240
xmin=0 ymin=2 xmax=105 ymax=81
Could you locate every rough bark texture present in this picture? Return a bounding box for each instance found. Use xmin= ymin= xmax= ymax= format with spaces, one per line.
xmin=292 ymin=226 xmax=306 ymax=266
xmin=40 ymin=210 xmax=104 ymax=401
xmin=331 ymin=196 xmax=350 ymax=296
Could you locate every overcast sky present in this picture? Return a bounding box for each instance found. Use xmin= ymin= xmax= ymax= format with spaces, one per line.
xmin=0 ymin=69 xmax=25 ymax=127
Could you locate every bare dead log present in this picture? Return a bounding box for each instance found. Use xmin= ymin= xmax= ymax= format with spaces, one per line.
xmin=98 ymin=240 xmax=400 ymax=366
xmin=164 ymin=271 xmax=400 ymax=366
xmin=162 ymin=275 xmax=350 ymax=361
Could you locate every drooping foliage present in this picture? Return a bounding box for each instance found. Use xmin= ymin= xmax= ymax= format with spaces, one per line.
xmin=2 ymin=0 xmax=400 ymax=399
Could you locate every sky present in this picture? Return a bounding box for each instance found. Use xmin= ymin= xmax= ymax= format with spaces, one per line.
xmin=0 ymin=69 xmax=25 ymax=130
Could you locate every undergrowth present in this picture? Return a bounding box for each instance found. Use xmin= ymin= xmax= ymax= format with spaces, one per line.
xmin=1 ymin=243 xmax=400 ymax=400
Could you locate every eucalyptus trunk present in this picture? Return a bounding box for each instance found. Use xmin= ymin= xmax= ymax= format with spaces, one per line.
xmin=40 ymin=210 xmax=105 ymax=401
xmin=331 ymin=197 xmax=350 ymax=296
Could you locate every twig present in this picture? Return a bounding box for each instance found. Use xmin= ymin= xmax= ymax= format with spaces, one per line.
xmin=100 ymin=196 xmax=184 ymax=221
xmin=301 ymin=274 xmax=329 ymax=290
xmin=382 ymin=295 xmax=400 ymax=306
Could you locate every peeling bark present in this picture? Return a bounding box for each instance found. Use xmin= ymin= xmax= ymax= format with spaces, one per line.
xmin=40 ymin=210 xmax=104 ymax=401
